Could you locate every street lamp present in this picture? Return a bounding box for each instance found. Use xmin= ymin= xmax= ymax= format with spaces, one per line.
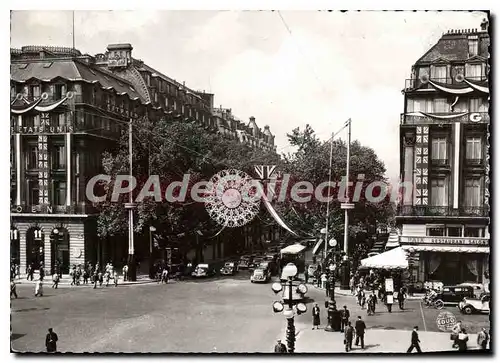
xmin=271 ymin=263 xmax=308 ymax=353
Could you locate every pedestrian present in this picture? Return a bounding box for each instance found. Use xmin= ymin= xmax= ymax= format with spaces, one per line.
xmin=354 ymin=316 xmax=366 ymax=349
xmin=451 ymin=321 xmax=463 ymax=348
xmin=385 ymin=292 xmax=393 ymax=313
xmin=45 ymin=328 xmax=58 ymax=353
xmin=344 ymin=321 xmax=354 ymax=352
xmin=10 ymin=280 xmax=18 ymax=299
xmin=92 ymin=271 xmax=98 ymax=289
xmin=325 ymin=277 xmax=330 ymax=297
xmin=98 ymin=271 xmax=103 ymax=287
xmin=477 ymin=328 xmax=489 ymax=350
xmin=70 ymin=265 xmax=76 ymax=286
xmin=406 ymin=325 xmax=422 ymax=353
xmin=274 ymin=339 xmax=287 ymax=353
xmin=457 ymin=328 xmax=469 ymax=352
xmin=321 ymin=273 xmax=327 ymax=289
xmin=312 ymin=303 xmax=321 ymax=330
xmin=361 ymin=291 xmax=366 ymax=310
xmin=162 ymin=268 xmax=169 ymax=284
xmin=349 ymin=275 xmax=356 ymax=295
xmin=122 ymin=264 xmax=129 ymax=282
xmin=340 ymin=305 xmax=350 ymax=332
xmin=105 ymin=271 xmax=111 ymax=287
xmin=27 ymin=263 xmax=34 ymax=281
xmin=83 ymin=268 xmax=89 ymax=285
xmin=52 ymin=273 xmax=60 ymax=289
xmin=39 ymin=263 xmax=45 ymax=281
xmin=34 ymin=280 xmax=43 ymax=297
xmin=15 ymin=264 xmax=20 ymax=280
xmin=399 ymin=286 xmax=406 ymax=310
xmin=114 ymin=271 xmax=118 ymax=287
xmin=315 ymin=270 xmax=321 ymax=287
xmin=304 ymin=265 xmax=309 ymax=284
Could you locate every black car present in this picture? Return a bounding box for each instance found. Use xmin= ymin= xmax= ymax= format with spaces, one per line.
xmin=436 ymin=285 xmax=476 ymax=304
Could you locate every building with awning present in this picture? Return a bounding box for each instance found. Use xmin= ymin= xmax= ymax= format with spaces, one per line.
xmin=281 ymin=243 xmax=307 ymax=255
xmin=396 ymin=22 xmax=490 ymax=286
xmin=360 ymin=247 xmax=408 ymax=270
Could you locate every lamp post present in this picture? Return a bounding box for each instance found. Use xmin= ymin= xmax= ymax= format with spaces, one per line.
xmin=271 ymin=263 xmax=308 ymax=353
xmin=149 ymin=226 xmax=156 ymax=279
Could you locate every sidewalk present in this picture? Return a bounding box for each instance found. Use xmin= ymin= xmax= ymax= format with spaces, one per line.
xmin=284 ymin=321 xmax=480 ymax=353
xmin=310 ymin=284 xmax=425 ymax=300
xmin=13 ymin=274 xmax=156 ymax=287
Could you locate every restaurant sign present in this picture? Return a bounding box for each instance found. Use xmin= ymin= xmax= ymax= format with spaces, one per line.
xmin=400 ymin=236 xmax=489 ymax=246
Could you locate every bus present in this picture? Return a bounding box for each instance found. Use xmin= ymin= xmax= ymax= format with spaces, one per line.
xmin=279 ymin=243 xmax=307 ymax=279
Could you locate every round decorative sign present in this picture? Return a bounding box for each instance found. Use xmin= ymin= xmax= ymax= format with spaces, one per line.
xmin=41 ymin=92 xmax=49 ymax=100
xmin=72 ymin=248 xmax=82 ymax=259
xmin=328 ymin=238 xmax=337 ymax=247
xmin=436 ymin=311 xmax=457 ymax=332
xmin=204 ymin=169 xmax=261 ymax=228
xmin=66 ymin=91 xmax=74 ymax=99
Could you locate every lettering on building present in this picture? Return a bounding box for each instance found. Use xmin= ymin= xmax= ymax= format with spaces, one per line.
xmin=401 ymin=236 xmax=488 ymax=246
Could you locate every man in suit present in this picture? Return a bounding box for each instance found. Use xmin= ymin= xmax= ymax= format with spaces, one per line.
xmin=340 ymin=305 xmax=350 ymax=332
xmin=274 ymin=339 xmax=287 ymax=353
xmin=407 ymin=326 xmax=422 ymax=353
xmin=354 ymin=316 xmax=366 ymax=349
xmin=45 ymin=328 xmax=58 ymax=353
xmin=344 ymin=321 xmax=354 ymax=352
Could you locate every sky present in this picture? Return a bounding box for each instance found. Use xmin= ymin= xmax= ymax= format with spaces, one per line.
xmin=10 ymin=10 xmax=487 ymax=186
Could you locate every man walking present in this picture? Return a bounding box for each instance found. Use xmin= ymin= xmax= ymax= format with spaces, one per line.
xmin=45 ymin=328 xmax=58 ymax=353
xmin=340 ymin=305 xmax=350 ymax=332
xmin=312 ymin=303 xmax=321 ymax=330
xmin=10 ymin=280 xmax=18 ymax=299
xmin=344 ymin=321 xmax=354 ymax=352
xmin=27 ymin=263 xmax=34 ymax=281
xmin=477 ymin=328 xmax=489 ymax=350
xmin=407 ymin=326 xmax=422 ymax=353
xmin=52 ymin=273 xmax=60 ymax=289
xmin=274 ymin=339 xmax=287 ymax=353
xmin=39 ymin=263 xmax=45 ymax=281
xmin=354 ymin=316 xmax=366 ymax=349
xmin=399 ymin=286 xmax=406 ymax=310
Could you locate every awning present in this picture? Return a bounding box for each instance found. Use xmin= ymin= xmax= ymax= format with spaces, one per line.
xmin=401 ymin=245 xmax=489 ymax=254
xmin=385 ymin=232 xmax=400 ymax=249
xmin=360 ymin=247 xmax=408 ymax=270
xmin=281 ymin=243 xmax=306 ymax=255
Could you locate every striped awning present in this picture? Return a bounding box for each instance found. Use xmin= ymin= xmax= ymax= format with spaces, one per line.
xmin=385 ymin=232 xmax=400 ymax=249
xmin=360 ymin=247 xmax=408 ymax=270
xmin=401 ymin=245 xmax=489 ymax=254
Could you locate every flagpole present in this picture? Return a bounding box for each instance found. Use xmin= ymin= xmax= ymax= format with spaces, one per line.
xmin=72 ymin=11 xmax=75 ymax=50
xmin=323 ymin=132 xmax=334 ymax=263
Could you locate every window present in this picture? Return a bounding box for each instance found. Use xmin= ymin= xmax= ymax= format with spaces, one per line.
xmin=464 ymin=179 xmax=481 ymax=207
xmin=154 ymin=92 xmax=158 ymax=103
xmin=430 ymin=178 xmax=448 ymax=206
xmin=52 ymin=145 xmax=66 ymax=169
xmin=29 ymin=85 xmax=40 ymax=98
xmin=27 ymin=180 xmax=39 ymax=205
xmin=27 ymin=146 xmax=38 ymax=169
xmin=469 ymin=98 xmax=487 ymax=112
xmin=53 ymin=181 xmax=66 ymax=206
xmin=431 ymin=65 xmax=447 ymax=81
xmin=54 ymin=84 xmax=65 ymax=100
xmin=447 ymin=227 xmax=462 ymax=237
xmin=181 ymin=104 xmax=185 ymax=114
xmin=465 ymin=64 xmax=482 ymax=79
xmin=427 ymin=226 xmax=445 ymax=236
xmin=466 ymin=137 xmax=482 ymax=159
xmin=464 ymin=227 xmax=483 ymax=237
xmin=407 ymin=99 xmax=433 ymax=113
xmin=434 ymin=98 xmax=449 ymax=113
xmin=33 ymin=115 xmax=41 ymax=127
xmin=173 ymin=100 xmax=177 ymax=111
xmin=468 ymin=37 xmax=479 ymax=56
xmin=165 ymin=97 xmax=168 ymax=108
xmin=431 ymin=137 xmax=447 ymax=160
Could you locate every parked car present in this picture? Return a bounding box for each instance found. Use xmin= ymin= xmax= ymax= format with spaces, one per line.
xmin=238 ymin=256 xmax=253 ymax=269
xmin=250 ymin=266 xmax=271 ymax=283
xmin=250 ymin=257 xmax=264 ymax=269
xmin=459 ymin=293 xmax=490 ymax=315
xmin=220 ymin=262 xmax=238 ymax=275
xmin=433 ymin=285 xmax=476 ymax=304
xmin=191 ymin=264 xmax=216 ymax=278
xmin=457 ymin=282 xmax=486 ymax=297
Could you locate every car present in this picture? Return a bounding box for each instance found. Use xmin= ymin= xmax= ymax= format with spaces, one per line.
xmin=307 ymin=264 xmax=318 ymax=277
xmin=457 ymin=282 xmax=486 ymax=296
xmin=238 ymin=256 xmax=253 ymax=269
xmin=220 ymin=262 xmax=238 ymax=276
xmin=459 ymin=293 xmax=490 ymax=314
xmin=250 ymin=267 xmax=271 ymax=283
xmin=191 ymin=263 xmax=216 ymax=278
xmin=250 ymin=257 xmax=264 ymax=268
xmin=433 ymin=285 xmax=476 ymax=304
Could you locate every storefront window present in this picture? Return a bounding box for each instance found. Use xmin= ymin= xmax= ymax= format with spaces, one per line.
xmin=427 ymin=227 xmax=445 ymax=236
xmin=464 ymin=227 xmax=483 ymax=237
xmin=447 ymin=227 xmax=462 ymax=237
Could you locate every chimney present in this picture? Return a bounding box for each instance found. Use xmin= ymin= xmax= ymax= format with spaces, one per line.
xmin=481 ymin=18 xmax=489 ymax=31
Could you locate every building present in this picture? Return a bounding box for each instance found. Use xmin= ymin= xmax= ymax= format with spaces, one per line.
xmin=396 ymin=19 xmax=490 ymax=286
xmin=10 ymin=43 xmax=276 ymax=274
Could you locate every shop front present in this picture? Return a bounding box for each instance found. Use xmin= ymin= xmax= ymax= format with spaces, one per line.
xmin=400 ymin=236 xmax=489 ymax=287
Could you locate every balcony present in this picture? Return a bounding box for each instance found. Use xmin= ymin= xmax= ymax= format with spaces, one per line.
xmin=404 ymin=76 xmax=488 ymax=91
xmin=431 ymin=158 xmax=450 ymax=168
xmin=397 ymin=205 xmax=489 ymax=217
xmin=401 ymin=112 xmax=489 ymax=126
xmin=465 ymin=158 xmax=484 ymax=167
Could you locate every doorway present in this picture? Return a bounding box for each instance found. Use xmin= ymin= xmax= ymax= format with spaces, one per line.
xmin=26 ymin=228 xmax=44 ymax=270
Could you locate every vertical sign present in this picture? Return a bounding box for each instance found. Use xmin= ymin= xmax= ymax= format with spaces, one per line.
xmin=38 ymin=133 xmax=49 ymax=206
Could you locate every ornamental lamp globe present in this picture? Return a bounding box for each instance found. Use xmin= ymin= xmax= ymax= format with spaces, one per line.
xmin=282 ymin=263 xmax=298 ymax=279
xmin=283 ymin=308 xmax=295 ymax=319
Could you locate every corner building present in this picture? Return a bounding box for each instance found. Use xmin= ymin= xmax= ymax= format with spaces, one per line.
xmin=10 ymin=44 xmax=276 ymax=275
xmin=396 ymin=21 xmax=490 ymax=286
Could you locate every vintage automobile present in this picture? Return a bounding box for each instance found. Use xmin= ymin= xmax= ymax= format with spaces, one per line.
xmin=459 ymin=293 xmax=490 ymax=315
xmin=457 ymin=282 xmax=486 ymax=297
xmin=250 ymin=266 xmax=271 ymax=283
xmin=250 ymin=257 xmax=264 ymax=269
xmin=238 ymin=256 xmax=253 ymax=269
xmin=220 ymin=262 xmax=238 ymax=276
xmin=191 ymin=263 xmax=216 ymax=278
xmin=425 ymin=285 xmax=476 ymax=309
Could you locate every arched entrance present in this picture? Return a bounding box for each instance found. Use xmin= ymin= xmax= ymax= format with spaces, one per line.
xmin=50 ymin=227 xmax=70 ymax=275
xmin=26 ymin=227 xmax=44 ymax=270
xmin=10 ymin=228 xmax=20 ymax=265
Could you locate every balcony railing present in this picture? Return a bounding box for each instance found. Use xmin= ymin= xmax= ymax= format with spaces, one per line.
xmin=465 ymin=158 xmax=484 ymax=167
xmin=397 ymin=205 xmax=489 ymax=217
xmin=431 ymin=158 xmax=450 ymax=167
xmin=401 ymin=112 xmax=489 ymax=125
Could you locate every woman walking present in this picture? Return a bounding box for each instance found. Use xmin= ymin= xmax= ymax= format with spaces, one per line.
xmin=312 ymin=303 xmax=321 ymax=330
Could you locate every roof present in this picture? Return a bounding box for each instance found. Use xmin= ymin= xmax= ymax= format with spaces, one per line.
xmin=11 ymin=59 xmax=144 ymax=102
xmin=360 ymin=247 xmax=408 ymax=270
xmin=281 ymin=243 xmax=306 ymax=255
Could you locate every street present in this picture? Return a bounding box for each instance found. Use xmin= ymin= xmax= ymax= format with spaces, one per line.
xmin=11 ymin=273 xmax=489 ymax=353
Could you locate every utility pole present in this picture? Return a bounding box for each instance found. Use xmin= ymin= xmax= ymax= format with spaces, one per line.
xmin=341 ymin=119 xmax=352 ymax=289
xmin=126 ymin=119 xmax=137 ymax=281
xmin=323 ymin=132 xmax=334 ymax=264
